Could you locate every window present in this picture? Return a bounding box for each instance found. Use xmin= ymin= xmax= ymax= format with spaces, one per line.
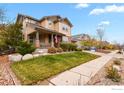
xmin=66 ymin=28 xmax=68 ymax=31
xmin=25 ymin=18 xmax=37 ymax=24
xmin=48 ymin=20 xmax=52 ymax=25
xmin=28 ymin=35 xmax=34 ymax=44
xmin=62 ymin=24 xmax=68 ymax=31
xmin=62 ymin=27 xmax=65 ymax=30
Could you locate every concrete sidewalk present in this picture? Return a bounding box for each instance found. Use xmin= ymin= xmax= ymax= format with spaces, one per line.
xmin=48 ymin=51 xmax=118 ymax=85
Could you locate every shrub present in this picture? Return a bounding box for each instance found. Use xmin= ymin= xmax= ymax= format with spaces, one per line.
xmin=83 ymin=46 xmax=90 ymax=50
xmin=76 ymin=48 xmax=82 ymax=51
xmin=117 ymin=50 xmax=122 ymax=54
xmin=60 ymin=42 xmax=69 ymax=51
xmin=114 ymin=60 xmax=121 ymax=65
xmin=69 ymin=43 xmax=77 ymax=51
xmin=48 ymin=47 xmax=56 ymax=53
xmin=56 ymin=48 xmax=63 ymax=53
xmin=106 ymin=66 xmax=121 ymax=82
xmin=0 ymin=23 xmax=23 ymax=49
xmin=16 ymin=41 xmax=35 ymax=55
xmin=60 ymin=42 xmax=77 ymax=51
xmin=104 ymin=44 xmax=114 ymax=50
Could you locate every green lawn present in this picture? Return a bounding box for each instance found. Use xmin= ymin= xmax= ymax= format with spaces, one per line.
xmin=11 ymin=51 xmax=99 ymax=85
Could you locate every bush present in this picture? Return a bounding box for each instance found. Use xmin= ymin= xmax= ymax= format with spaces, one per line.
xmin=48 ymin=47 xmax=56 ymax=53
xmin=106 ymin=66 xmax=121 ymax=82
xmin=103 ymin=44 xmax=114 ymax=50
xmin=69 ymin=43 xmax=77 ymax=51
xmin=56 ymin=48 xmax=63 ymax=53
xmin=76 ymin=48 xmax=82 ymax=51
xmin=117 ymin=50 xmax=122 ymax=54
xmin=16 ymin=41 xmax=35 ymax=55
xmin=60 ymin=42 xmax=77 ymax=51
xmin=83 ymin=46 xmax=90 ymax=50
xmin=60 ymin=42 xmax=69 ymax=51
xmin=114 ymin=60 xmax=121 ymax=65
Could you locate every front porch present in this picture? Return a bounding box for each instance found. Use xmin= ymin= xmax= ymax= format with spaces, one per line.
xmin=27 ymin=26 xmax=64 ymax=48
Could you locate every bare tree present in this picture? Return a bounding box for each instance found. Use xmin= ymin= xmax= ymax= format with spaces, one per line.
xmin=96 ymin=27 xmax=104 ymax=41
xmin=96 ymin=26 xmax=105 ymax=49
xmin=0 ymin=8 xmax=6 ymax=24
xmin=0 ymin=8 xmax=6 ymax=47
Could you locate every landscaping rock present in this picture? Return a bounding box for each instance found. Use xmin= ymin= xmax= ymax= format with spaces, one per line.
xmin=113 ymin=65 xmax=121 ymax=71
xmin=42 ymin=53 xmax=48 ymax=55
xmin=22 ymin=54 xmax=33 ymax=60
xmin=8 ymin=54 xmax=22 ymax=62
xmin=33 ymin=54 xmax=40 ymax=58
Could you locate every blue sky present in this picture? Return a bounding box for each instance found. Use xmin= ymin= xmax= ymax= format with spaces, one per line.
xmin=0 ymin=3 xmax=124 ymax=44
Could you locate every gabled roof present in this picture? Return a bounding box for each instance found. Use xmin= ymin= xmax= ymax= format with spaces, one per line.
xmin=16 ymin=14 xmax=73 ymax=27
xmin=16 ymin=14 xmax=39 ymax=23
xmin=61 ymin=18 xmax=73 ymax=27
xmin=40 ymin=15 xmax=73 ymax=27
xmin=40 ymin=15 xmax=61 ymax=21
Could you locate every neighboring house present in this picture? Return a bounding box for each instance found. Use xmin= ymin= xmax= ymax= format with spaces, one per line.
xmin=71 ymin=34 xmax=91 ymax=42
xmin=16 ymin=14 xmax=73 ymax=48
xmin=71 ymin=34 xmax=91 ymax=48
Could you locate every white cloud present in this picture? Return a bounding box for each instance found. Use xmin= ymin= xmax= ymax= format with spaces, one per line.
xmin=89 ymin=4 xmax=124 ymax=15
xmin=98 ymin=21 xmax=110 ymax=26
xmin=75 ymin=3 xmax=89 ymax=9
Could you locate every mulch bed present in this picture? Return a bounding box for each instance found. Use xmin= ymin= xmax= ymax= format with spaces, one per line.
xmin=0 ymin=54 xmax=16 ymax=85
xmin=0 ymin=55 xmax=9 ymax=63
xmin=87 ymin=58 xmax=124 ymax=85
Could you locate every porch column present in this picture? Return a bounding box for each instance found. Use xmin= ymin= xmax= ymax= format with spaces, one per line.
xmin=51 ymin=34 xmax=54 ymax=47
xmin=35 ymin=31 xmax=40 ymax=48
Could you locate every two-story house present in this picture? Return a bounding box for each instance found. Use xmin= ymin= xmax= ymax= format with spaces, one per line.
xmin=16 ymin=14 xmax=73 ymax=48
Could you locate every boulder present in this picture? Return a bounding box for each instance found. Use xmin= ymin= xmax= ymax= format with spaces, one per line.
xmin=33 ymin=54 xmax=40 ymax=58
xmin=8 ymin=54 xmax=22 ymax=62
xmin=22 ymin=54 xmax=33 ymax=60
xmin=113 ymin=65 xmax=121 ymax=71
xmin=42 ymin=53 xmax=48 ymax=55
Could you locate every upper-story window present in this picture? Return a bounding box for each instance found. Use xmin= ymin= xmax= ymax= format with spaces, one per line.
xmin=62 ymin=24 xmax=68 ymax=32
xmin=25 ymin=18 xmax=37 ymax=24
xmin=48 ymin=19 xmax=52 ymax=25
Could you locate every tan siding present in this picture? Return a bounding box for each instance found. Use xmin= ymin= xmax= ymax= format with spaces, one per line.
xmin=26 ymin=27 xmax=36 ymax=34
xmin=54 ymin=22 xmax=59 ymax=32
xmin=39 ymin=18 xmax=72 ymax=37
xmin=58 ymin=21 xmax=71 ymax=37
xmin=40 ymin=19 xmax=47 ymax=28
